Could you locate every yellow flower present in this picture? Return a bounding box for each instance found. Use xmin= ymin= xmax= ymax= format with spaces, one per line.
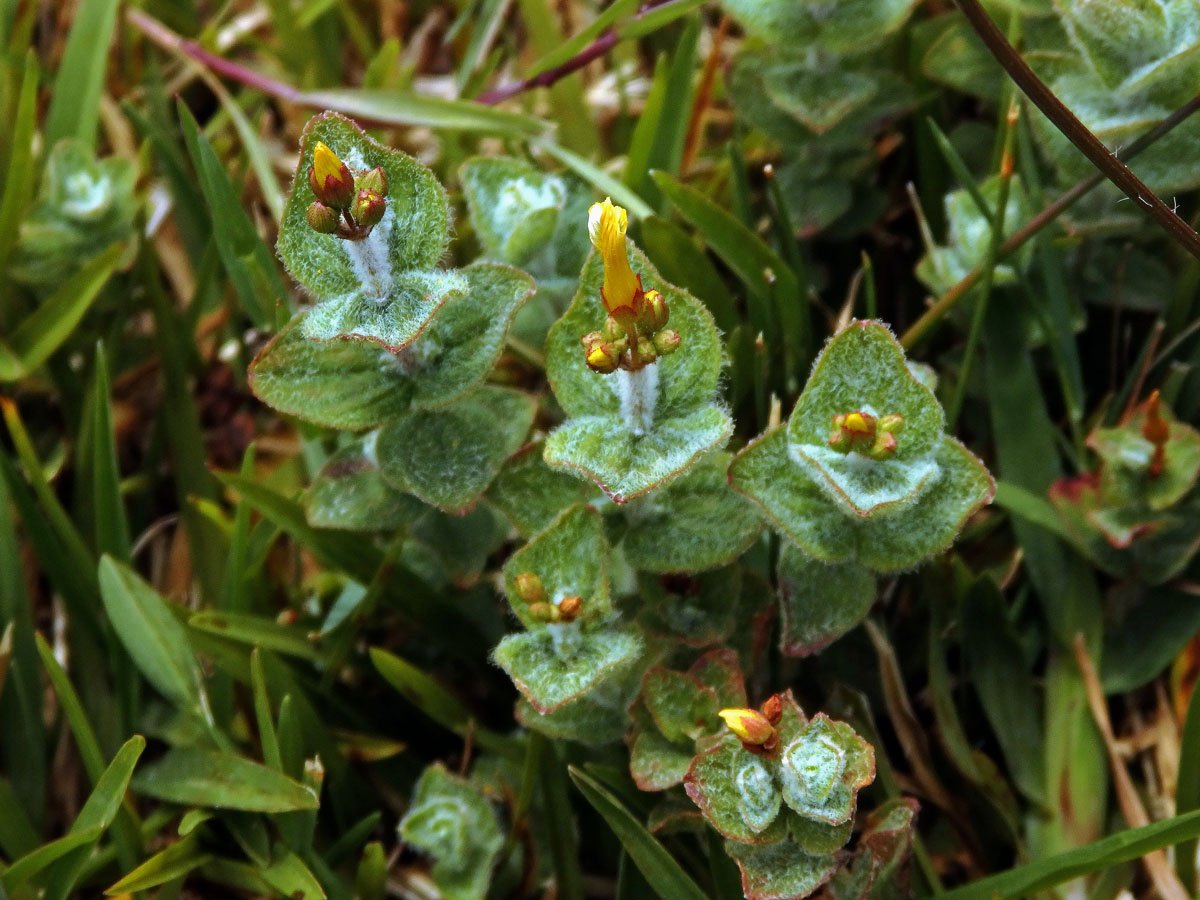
xmin=718 ymin=708 xmax=775 ymax=745
xmin=588 ymin=198 xmax=641 ymax=313
xmin=308 ymin=141 xmax=355 ymax=209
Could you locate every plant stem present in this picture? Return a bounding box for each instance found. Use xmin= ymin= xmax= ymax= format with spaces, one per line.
xmin=953 ymin=0 xmax=1200 ymax=260
xmin=475 ymin=0 xmax=675 ymax=105
xmin=947 ymin=96 xmax=1019 ymax=429
xmin=900 ymin=89 xmax=1200 ymax=350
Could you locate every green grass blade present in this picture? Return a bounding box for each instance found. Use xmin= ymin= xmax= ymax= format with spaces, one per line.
xmin=43 ymin=0 xmax=119 ymax=149
xmin=0 ymin=466 xmax=45 ymax=828
xmin=0 ymin=243 xmax=124 ymax=380
xmin=992 ymin=480 xmax=1072 ymax=542
xmin=177 ymin=102 xmax=281 ymax=328
xmin=568 ymin=766 xmax=710 ymax=900
xmin=90 ymin=345 xmax=131 ymax=562
xmin=533 ymin=138 xmax=654 ymax=220
xmin=526 ymin=0 xmax=638 ymax=77
xmin=653 ymin=169 xmax=807 ymax=379
xmin=369 ymin=648 xmax=521 ymax=758
xmin=0 ymin=50 xmax=38 ymax=275
xmin=302 ymin=88 xmax=548 ymax=136
xmin=106 ymin=832 xmax=212 ymax=894
xmin=40 ymin=735 xmax=146 ymax=900
xmin=252 ymin=649 xmax=284 ymax=771
xmin=98 ymin=556 xmax=209 ymax=720
xmin=0 ymin=777 xmax=39 ymax=859
xmin=939 ymin=809 xmax=1200 ymax=900
xmin=0 ymin=827 xmax=104 ymax=892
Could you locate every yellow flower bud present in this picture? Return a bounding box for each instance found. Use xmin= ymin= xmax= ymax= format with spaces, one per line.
xmin=308 ymin=141 xmax=355 ymax=209
xmin=718 ymin=708 xmax=775 ymax=745
xmin=588 ymin=198 xmax=641 ymax=314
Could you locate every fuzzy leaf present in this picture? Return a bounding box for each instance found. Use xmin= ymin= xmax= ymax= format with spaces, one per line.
xmin=779 ymin=715 xmax=875 ymax=827
xmin=637 ymin=567 xmax=744 ymax=648
xmin=249 ymin=314 xmax=414 ymax=430
xmin=725 ymin=839 xmax=843 ymax=900
xmin=407 ymin=262 xmax=535 ymax=408
xmin=777 ymin=544 xmax=875 ymax=657
xmin=732 ymin=428 xmax=994 ymax=573
xmin=629 ymin=727 xmax=695 ymax=791
xmin=720 ymin=0 xmax=916 ymax=50
xmin=487 ymin=443 xmax=599 ymax=538
xmin=515 ymin=680 xmax=635 ymax=746
xmin=459 ymin=156 xmax=567 ymax=265
xmin=622 ymin=452 xmax=763 ymax=573
xmin=544 ymin=245 xmax=731 ymax=501
xmin=493 ymin=624 xmax=643 ymax=713
xmin=502 ymin=504 xmax=609 ymax=627
xmin=641 ymin=668 xmax=720 ymax=743
xmin=375 ymin=386 xmax=534 ymax=513
xmin=546 ymin=405 xmax=733 ymax=504
xmin=279 ymin=111 xmax=450 ymax=297
xmin=398 ymin=764 xmax=503 ymax=900
xmin=823 ymin=798 xmax=917 ymax=900
xmin=685 ymin=734 xmax=787 ymax=844
xmin=301 ymin=269 xmax=468 ymax=351
xmin=306 ymin=440 xmax=425 ymax=531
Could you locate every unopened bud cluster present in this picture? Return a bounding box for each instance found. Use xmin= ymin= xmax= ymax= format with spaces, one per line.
xmin=514 ymin=572 xmax=583 ymax=624
xmin=305 ymin=142 xmax=389 ymax=241
xmin=582 ymin=198 xmax=681 ymax=374
xmin=719 ymin=693 xmax=784 ymax=757
xmin=828 ymin=411 xmax=905 ymax=460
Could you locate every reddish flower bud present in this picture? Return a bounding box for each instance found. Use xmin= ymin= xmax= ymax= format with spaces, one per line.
xmin=557 ymin=596 xmax=583 ymax=622
xmin=306 ymin=201 xmax=340 ymax=234
xmin=350 ymin=188 xmax=386 ymax=229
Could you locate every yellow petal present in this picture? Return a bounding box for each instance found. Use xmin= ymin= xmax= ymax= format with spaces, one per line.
xmin=587 ymin=198 xmax=640 ymax=313
xmin=718 ymin=708 xmax=774 ymax=745
xmin=312 ymin=141 xmax=346 ymax=186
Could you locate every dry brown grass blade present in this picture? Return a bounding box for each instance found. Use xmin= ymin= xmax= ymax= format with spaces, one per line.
xmin=1074 ymin=633 xmax=1190 ymax=900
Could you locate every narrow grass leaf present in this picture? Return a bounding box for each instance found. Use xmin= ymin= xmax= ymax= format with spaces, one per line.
xmin=189 ymin=611 xmax=323 ymax=662
xmin=0 ymin=243 xmax=123 ymax=380
xmin=106 ymin=832 xmax=212 ymax=894
xmin=251 ymin=649 xmax=283 ymax=771
xmin=527 ymin=0 xmax=638 ymax=76
xmin=0 ymin=778 xmax=39 ymax=859
xmin=41 ymin=736 xmax=146 ymax=900
xmin=939 ymin=809 xmax=1200 ymax=900
xmin=258 ymin=845 xmax=326 ymax=900
xmin=177 ymin=102 xmax=280 ymax=328
xmin=369 ymin=648 xmax=520 ymax=758
xmin=34 ymin=633 xmax=106 ymax=783
xmin=90 ymin=346 xmax=131 ymax=561
xmin=569 ymin=766 xmax=710 ymax=900
xmin=43 ymin=0 xmax=119 ymax=149
xmin=0 ymin=827 xmax=104 ymax=892
xmin=0 ymin=51 xmax=38 ymax=274
xmin=302 ymin=88 xmax=547 ymax=135
xmin=131 ymin=747 xmax=319 ymax=813
xmin=533 ymin=138 xmax=654 ymax=220
xmin=98 ymin=556 xmax=208 ymax=718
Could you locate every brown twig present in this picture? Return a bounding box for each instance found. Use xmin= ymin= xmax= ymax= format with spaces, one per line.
xmin=900 ymin=89 xmax=1200 ymax=349
xmin=475 ymin=0 xmax=675 ymax=105
xmin=1073 ymin=634 xmax=1190 ymax=900
xmin=954 ymin=0 xmax=1200 ymax=260
xmin=680 ymin=14 xmax=729 ymax=176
